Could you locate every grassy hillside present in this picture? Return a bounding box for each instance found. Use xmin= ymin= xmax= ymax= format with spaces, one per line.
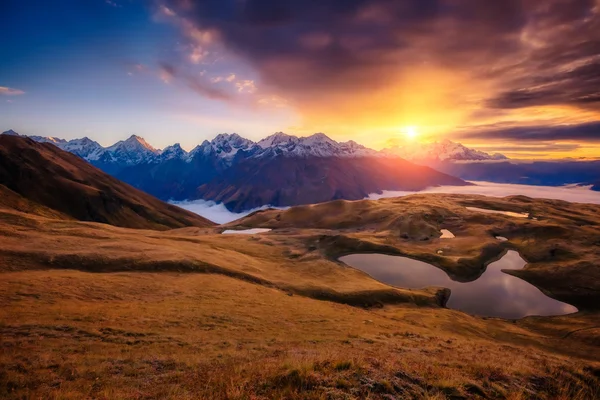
xmin=1 ymin=270 xmax=599 ymax=399
xmin=0 ymin=135 xmax=214 ymax=230
xmin=1 ymin=193 xmax=600 ymax=398
xmin=0 ymin=207 xmax=441 ymax=308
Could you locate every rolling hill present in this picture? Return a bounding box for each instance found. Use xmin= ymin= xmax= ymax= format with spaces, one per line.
xmin=0 ymin=135 xmax=214 ymax=230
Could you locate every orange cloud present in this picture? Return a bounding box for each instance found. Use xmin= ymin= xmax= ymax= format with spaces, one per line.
xmin=155 ymin=0 xmax=600 ymax=157
xmin=0 ymin=86 xmax=25 ymax=96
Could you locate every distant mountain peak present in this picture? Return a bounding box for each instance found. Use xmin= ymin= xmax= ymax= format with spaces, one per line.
xmin=123 ymin=134 xmax=157 ymax=152
xmin=160 ymin=143 xmax=188 ymax=161
xmin=2 ymin=129 xmax=19 ymax=136
xmin=382 ymin=139 xmax=507 ymax=163
xmin=257 ymin=132 xmax=298 ymax=148
xmin=207 ymin=133 xmax=257 ymax=162
xmin=303 ymin=132 xmax=335 ymax=145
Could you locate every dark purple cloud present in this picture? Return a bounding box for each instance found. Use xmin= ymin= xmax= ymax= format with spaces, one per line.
xmin=161 ymin=0 xmax=599 ymax=105
xmin=159 ymin=0 xmax=600 ymax=145
xmin=159 ymin=62 xmax=233 ymax=101
xmin=460 ymin=121 xmax=600 ymax=142
xmin=160 ymin=0 xmax=533 ymax=93
xmin=474 ymin=143 xmax=582 ymax=153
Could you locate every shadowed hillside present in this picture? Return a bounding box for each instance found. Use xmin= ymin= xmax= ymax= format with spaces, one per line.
xmin=0 ymin=135 xmax=214 ymax=230
xmin=197 ymin=155 xmax=468 ymax=212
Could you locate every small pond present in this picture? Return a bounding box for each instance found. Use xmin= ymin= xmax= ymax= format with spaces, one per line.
xmin=339 ymin=250 xmax=577 ymax=319
xmin=440 ymin=229 xmax=455 ymax=238
xmin=466 ymin=207 xmax=529 ymax=218
xmin=222 ymin=228 xmax=272 ymax=235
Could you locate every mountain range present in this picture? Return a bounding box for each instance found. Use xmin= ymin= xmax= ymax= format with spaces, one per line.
xmin=1 ymin=129 xmax=506 ymax=167
xmin=6 ymin=129 xmax=600 ymax=211
xmin=3 ymin=130 xmax=476 ymax=210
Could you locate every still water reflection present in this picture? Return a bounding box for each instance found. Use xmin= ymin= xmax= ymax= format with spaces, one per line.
xmin=339 ymin=250 xmax=577 ymax=318
xmin=222 ymin=228 xmax=272 ymax=235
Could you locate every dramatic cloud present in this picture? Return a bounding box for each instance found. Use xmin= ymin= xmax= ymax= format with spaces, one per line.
xmin=159 ymin=62 xmax=233 ymax=101
xmin=0 ymin=86 xmax=25 ymax=96
xmin=160 ymin=1 xmax=597 ymax=98
xmin=155 ymin=0 xmax=600 ymax=151
xmin=474 ymin=143 xmax=582 ymax=154
xmin=461 ymin=121 xmax=600 ymax=142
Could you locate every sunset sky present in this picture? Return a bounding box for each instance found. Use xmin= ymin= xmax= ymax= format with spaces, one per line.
xmin=1 ymin=0 xmax=599 ymax=158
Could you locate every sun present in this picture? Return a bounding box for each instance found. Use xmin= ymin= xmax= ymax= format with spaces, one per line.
xmin=403 ymin=126 xmax=418 ymax=141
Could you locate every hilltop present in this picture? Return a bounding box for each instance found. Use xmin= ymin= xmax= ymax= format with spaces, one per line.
xmin=0 ymin=135 xmax=214 ymax=230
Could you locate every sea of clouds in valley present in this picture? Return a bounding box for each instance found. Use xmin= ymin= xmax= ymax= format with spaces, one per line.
xmin=171 ymin=200 xmax=287 ymax=224
xmin=369 ymin=181 xmax=600 ymax=204
xmin=174 ymin=182 xmax=600 ymax=224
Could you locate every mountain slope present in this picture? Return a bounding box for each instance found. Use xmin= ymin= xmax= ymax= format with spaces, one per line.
xmin=197 ymin=155 xmax=468 ymax=211
xmin=0 ymin=135 xmax=214 ymax=229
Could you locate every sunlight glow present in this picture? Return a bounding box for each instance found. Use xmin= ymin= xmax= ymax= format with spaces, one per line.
xmin=403 ymin=126 xmax=418 ymax=141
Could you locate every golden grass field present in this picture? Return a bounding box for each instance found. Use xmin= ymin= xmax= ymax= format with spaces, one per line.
xmin=1 ymin=194 xmax=600 ymax=399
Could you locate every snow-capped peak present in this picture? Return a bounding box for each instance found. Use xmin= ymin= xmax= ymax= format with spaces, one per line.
xmin=257 ymin=132 xmax=298 ymax=148
xmin=210 ymin=133 xmax=256 ymax=159
xmin=212 ymin=133 xmax=254 ymax=148
xmin=118 ymin=135 xmax=157 ymax=152
xmin=2 ymin=129 xmax=66 ymax=145
xmin=103 ymin=135 xmax=159 ymax=165
xmin=255 ymin=132 xmax=376 ymax=158
xmin=106 ymin=135 xmax=157 ymax=153
xmin=301 ymin=132 xmax=336 ymax=146
xmin=60 ymin=137 xmax=104 ymax=160
xmin=338 ymin=140 xmax=379 ymax=157
xmin=28 ymin=135 xmax=67 ymax=144
xmin=160 ymin=143 xmax=187 ymax=160
xmin=7 ymin=129 xmax=508 ymax=168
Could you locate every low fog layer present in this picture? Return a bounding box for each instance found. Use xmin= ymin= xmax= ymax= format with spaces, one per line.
xmin=171 ymin=200 xmax=285 ymax=224
xmin=369 ymin=181 xmax=600 ymax=204
xmin=173 ymin=182 xmax=600 ymax=223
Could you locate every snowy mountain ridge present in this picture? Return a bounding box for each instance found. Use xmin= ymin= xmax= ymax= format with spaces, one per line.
xmin=2 ymin=130 xmax=507 ymax=166
xmin=382 ymin=139 xmax=508 ymax=163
